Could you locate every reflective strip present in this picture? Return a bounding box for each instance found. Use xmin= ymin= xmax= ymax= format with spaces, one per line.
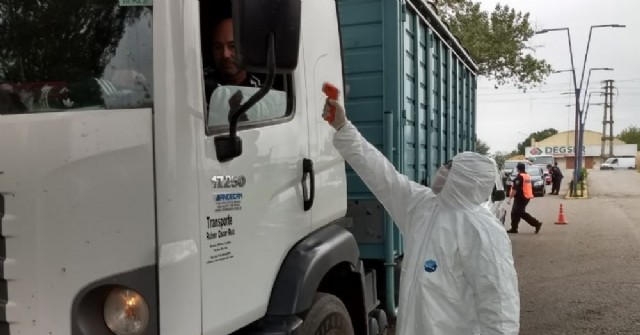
xmin=95 ymin=78 xmax=118 ymax=95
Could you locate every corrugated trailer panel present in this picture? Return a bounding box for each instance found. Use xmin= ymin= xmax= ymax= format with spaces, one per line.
xmin=338 ymin=0 xmax=477 ymax=261
xmin=337 ymin=0 xmax=385 ymax=202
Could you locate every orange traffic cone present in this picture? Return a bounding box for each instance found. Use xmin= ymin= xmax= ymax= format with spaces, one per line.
xmin=555 ymin=204 xmax=568 ymax=225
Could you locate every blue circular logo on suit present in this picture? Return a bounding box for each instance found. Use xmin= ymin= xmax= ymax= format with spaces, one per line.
xmin=424 ymin=259 xmax=437 ymax=273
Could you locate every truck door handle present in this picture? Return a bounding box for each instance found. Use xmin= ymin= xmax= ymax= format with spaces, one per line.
xmin=302 ymin=158 xmax=315 ymax=211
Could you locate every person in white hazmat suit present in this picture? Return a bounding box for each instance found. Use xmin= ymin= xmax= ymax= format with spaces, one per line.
xmin=322 ymin=98 xmax=520 ymax=335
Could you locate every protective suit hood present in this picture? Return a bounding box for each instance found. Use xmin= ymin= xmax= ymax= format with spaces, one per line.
xmin=438 ymin=152 xmax=499 ymax=211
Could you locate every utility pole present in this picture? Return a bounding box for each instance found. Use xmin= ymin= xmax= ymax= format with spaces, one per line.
xmin=601 ymin=80 xmax=615 ymax=160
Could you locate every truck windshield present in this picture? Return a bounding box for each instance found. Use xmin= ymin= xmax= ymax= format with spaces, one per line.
xmin=529 ymin=156 xmax=554 ymax=166
xmin=0 ymin=1 xmax=153 ymax=115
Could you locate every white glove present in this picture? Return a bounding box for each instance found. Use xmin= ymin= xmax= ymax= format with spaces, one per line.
xmin=507 ymin=199 xmax=512 ymax=205
xmin=323 ymin=98 xmax=347 ymax=130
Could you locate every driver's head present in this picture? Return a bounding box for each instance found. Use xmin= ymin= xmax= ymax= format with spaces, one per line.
xmin=212 ymin=18 xmax=245 ymax=84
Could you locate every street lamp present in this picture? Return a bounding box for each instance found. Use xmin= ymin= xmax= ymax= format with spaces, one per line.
xmin=582 ymin=91 xmax=606 ymax=131
xmin=579 ymin=26 xmax=626 ymax=90
xmin=535 ymin=24 xmax=625 ymax=196
xmin=553 ymin=69 xmax=574 ymax=74
xmin=577 ymin=68 xmax=613 ymax=173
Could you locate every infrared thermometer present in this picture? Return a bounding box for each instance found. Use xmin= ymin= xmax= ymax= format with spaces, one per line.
xmin=322 ymin=82 xmax=340 ymax=123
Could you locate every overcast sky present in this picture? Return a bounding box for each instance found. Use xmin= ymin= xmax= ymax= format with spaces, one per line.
xmin=476 ymin=0 xmax=640 ymax=153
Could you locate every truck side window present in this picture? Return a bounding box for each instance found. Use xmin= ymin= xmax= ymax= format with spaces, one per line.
xmin=200 ymin=0 xmax=293 ymax=133
xmin=0 ymin=2 xmax=153 ymax=115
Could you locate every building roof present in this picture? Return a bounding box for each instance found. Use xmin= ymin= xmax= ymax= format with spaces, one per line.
xmin=536 ymin=130 xmax=625 ymax=147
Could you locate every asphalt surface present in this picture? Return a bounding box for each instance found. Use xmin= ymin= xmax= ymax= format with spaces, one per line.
xmin=510 ymin=169 xmax=640 ymax=334
xmin=388 ymin=169 xmax=640 ymax=334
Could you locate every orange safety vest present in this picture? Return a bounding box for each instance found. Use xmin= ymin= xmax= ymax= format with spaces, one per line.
xmin=510 ymin=172 xmax=534 ymax=200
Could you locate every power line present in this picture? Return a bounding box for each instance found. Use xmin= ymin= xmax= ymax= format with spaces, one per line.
xmin=481 ymin=96 xmax=578 ymax=103
xmin=616 ymin=77 xmax=640 ymax=82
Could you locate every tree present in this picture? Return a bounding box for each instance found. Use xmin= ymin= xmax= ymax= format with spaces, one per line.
xmin=617 ymin=125 xmax=640 ymax=146
xmin=475 ymin=139 xmax=491 ymax=156
xmin=0 ymin=0 xmax=146 ymax=83
xmin=432 ymin=0 xmax=552 ymax=89
xmin=515 ymin=128 xmax=558 ymax=155
xmin=492 ymin=150 xmax=519 ymax=170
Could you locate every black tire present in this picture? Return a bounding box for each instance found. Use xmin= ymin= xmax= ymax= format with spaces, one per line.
xmin=299 ymin=293 xmax=355 ymax=335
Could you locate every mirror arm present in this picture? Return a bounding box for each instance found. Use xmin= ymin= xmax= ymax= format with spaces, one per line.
xmin=228 ymin=33 xmax=277 ymax=139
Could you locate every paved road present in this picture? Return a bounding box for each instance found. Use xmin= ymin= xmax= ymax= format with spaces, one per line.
xmin=511 ymin=169 xmax=640 ymax=334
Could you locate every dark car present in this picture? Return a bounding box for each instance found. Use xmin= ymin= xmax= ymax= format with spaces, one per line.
xmin=505 ymin=166 xmax=546 ymax=197
xmin=502 ymin=160 xmax=532 ymax=189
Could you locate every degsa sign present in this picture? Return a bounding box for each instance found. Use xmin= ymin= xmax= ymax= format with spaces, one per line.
xmin=529 ymin=146 xmax=584 ymax=155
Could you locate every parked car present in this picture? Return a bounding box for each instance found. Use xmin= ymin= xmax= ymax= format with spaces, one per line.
xmin=600 ymin=157 xmax=636 ymax=170
xmin=528 ymin=155 xmax=554 ymax=185
xmin=506 ymin=166 xmax=546 ymax=197
xmin=502 ymin=160 xmax=532 ymax=186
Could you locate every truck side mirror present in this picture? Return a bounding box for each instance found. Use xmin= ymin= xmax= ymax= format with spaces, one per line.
xmin=492 ymin=189 xmax=506 ymax=202
xmin=232 ymin=0 xmax=301 ymax=74
xmin=214 ymin=0 xmax=301 ymax=163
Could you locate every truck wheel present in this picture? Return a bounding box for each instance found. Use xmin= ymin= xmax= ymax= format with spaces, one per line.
xmin=371 ymin=309 xmax=388 ymax=335
xmin=299 ymin=293 xmax=355 ymax=335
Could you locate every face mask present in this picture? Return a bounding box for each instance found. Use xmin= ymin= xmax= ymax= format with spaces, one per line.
xmin=431 ymin=165 xmax=450 ymax=194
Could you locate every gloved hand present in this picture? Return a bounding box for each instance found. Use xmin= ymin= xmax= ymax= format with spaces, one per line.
xmin=507 ymin=198 xmax=512 ymax=205
xmin=323 ymin=98 xmax=347 ymax=131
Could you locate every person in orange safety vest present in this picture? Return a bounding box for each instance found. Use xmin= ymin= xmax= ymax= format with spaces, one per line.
xmin=507 ymin=162 xmax=542 ymax=234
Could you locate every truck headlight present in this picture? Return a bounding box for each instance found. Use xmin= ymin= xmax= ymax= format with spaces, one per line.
xmin=104 ymin=287 xmax=150 ymax=335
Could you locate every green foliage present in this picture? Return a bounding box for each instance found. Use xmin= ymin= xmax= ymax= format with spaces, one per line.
xmin=616 ymin=125 xmax=640 ymax=146
xmin=492 ymin=150 xmax=520 ymax=170
xmin=432 ymin=0 xmax=552 ymax=89
xmin=516 ymin=128 xmax=558 ymax=155
xmin=475 ymin=139 xmax=491 ymax=156
xmin=0 ymin=1 xmax=146 ymax=83
xmin=580 ymin=167 xmax=588 ymax=182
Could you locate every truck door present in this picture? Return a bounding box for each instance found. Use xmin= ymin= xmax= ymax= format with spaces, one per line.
xmin=301 ymin=0 xmax=349 ymax=230
xmin=196 ymin=13 xmax=311 ymax=333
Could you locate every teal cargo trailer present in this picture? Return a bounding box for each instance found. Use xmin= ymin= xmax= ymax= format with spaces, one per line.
xmin=337 ymin=0 xmax=478 ymax=315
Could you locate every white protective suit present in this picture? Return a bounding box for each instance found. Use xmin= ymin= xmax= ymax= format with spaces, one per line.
xmin=333 ymin=121 xmax=520 ymax=335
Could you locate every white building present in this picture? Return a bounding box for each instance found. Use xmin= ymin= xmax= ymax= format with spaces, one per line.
xmin=525 ymin=130 xmax=637 ymax=170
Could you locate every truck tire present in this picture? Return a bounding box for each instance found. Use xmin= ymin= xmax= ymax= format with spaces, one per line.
xmin=371 ymin=309 xmax=388 ymax=335
xmin=299 ymin=293 xmax=355 ymax=335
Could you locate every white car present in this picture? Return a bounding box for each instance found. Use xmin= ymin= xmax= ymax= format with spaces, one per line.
xmin=600 ymin=157 xmax=636 ymax=170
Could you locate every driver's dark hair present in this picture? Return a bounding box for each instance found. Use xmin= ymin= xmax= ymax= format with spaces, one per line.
xmin=200 ymin=0 xmax=233 ymax=69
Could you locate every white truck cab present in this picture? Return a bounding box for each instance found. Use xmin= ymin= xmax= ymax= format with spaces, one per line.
xmin=0 ymin=0 xmax=483 ymax=334
xmin=0 ymin=0 xmax=381 ymax=334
